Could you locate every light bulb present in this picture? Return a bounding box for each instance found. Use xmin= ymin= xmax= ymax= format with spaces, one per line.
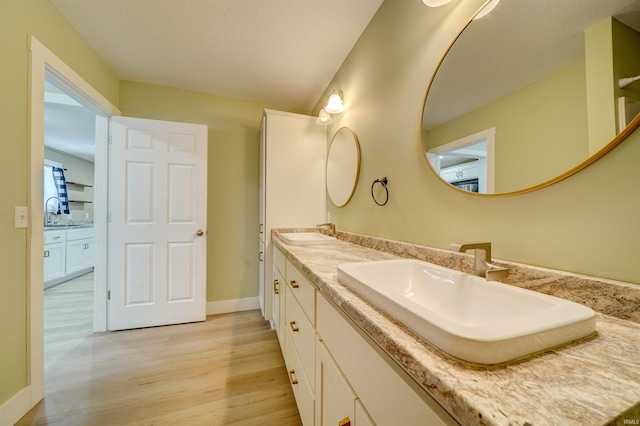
xmin=325 ymin=93 xmax=344 ymax=114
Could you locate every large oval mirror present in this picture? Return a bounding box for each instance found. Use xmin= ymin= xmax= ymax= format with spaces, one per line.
xmin=422 ymin=0 xmax=640 ymax=195
xmin=327 ymin=127 xmax=361 ymax=207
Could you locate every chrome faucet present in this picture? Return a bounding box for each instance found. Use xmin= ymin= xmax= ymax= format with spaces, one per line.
xmin=44 ymin=196 xmax=62 ymax=226
xmin=316 ymin=222 xmax=336 ymax=236
xmin=449 ymin=242 xmax=509 ymax=281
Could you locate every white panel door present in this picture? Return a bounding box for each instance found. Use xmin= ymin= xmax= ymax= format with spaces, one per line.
xmin=108 ymin=116 xmax=207 ymax=331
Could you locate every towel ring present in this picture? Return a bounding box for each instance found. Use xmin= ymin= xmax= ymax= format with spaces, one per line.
xmin=371 ymin=177 xmax=389 ymax=206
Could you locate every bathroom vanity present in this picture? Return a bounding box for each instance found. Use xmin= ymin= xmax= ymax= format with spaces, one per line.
xmin=271 ymin=229 xmax=640 ymax=426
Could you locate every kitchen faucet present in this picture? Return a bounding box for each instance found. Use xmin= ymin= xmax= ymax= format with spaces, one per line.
xmin=316 ymin=222 xmax=336 ymax=236
xmin=44 ymin=196 xmax=62 ymax=226
xmin=448 ymin=242 xmax=509 ymax=281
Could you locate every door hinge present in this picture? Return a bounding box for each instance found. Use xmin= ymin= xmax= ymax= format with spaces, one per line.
xmin=108 ymin=134 xmax=113 ymax=145
xmin=107 ymin=290 xmax=111 ymax=300
xmin=108 ymin=213 xmax=112 ymax=223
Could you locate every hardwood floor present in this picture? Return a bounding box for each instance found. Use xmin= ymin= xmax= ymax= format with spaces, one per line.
xmin=17 ymin=275 xmax=302 ymax=425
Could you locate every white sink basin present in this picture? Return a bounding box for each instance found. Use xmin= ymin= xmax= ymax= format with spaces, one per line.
xmin=337 ymin=259 xmax=596 ymax=364
xmin=280 ymin=232 xmax=337 ymax=246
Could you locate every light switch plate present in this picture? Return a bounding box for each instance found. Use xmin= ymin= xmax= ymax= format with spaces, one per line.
xmin=15 ymin=206 xmax=28 ymax=228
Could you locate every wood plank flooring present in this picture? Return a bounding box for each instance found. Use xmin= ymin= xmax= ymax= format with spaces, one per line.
xmin=17 ymin=275 xmax=302 ymax=425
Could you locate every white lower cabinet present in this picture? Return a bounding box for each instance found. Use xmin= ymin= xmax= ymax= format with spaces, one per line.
xmin=275 ymin=245 xmax=458 ymax=426
xmin=315 ymin=336 xmax=359 ymax=426
xmin=286 ymin=328 xmax=315 ymax=426
xmin=44 ymin=227 xmax=94 ymax=287
xmin=44 ymin=243 xmax=66 ymax=283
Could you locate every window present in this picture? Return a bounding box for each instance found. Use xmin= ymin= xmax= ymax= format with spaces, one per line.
xmin=44 ymin=160 xmax=62 ymax=213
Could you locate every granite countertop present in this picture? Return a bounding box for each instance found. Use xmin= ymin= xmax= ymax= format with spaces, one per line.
xmin=272 ymin=229 xmax=640 ymax=426
xmin=44 ymin=224 xmax=94 ymax=230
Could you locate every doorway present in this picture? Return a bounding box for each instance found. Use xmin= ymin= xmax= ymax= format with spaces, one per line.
xmin=43 ymin=74 xmax=98 ymax=377
xmin=28 ymin=36 xmax=120 ymax=410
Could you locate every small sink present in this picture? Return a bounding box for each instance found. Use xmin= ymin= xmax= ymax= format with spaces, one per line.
xmin=279 ymin=232 xmax=337 ymax=246
xmin=337 ymin=259 xmax=596 ymax=364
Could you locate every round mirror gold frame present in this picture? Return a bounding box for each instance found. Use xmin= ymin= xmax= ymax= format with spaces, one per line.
xmin=326 ymin=127 xmax=361 ymax=207
xmin=420 ymin=1 xmax=640 ymax=197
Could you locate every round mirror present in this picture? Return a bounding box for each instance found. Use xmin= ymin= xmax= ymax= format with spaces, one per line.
xmin=422 ymin=0 xmax=640 ymax=195
xmin=326 ymin=127 xmax=361 ymax=207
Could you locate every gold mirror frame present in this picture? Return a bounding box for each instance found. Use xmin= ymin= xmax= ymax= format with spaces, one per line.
xmin=326 ymin=127 xmax=361 ymax=207
xmin=420 ymin=2 xmax=640 ymax=197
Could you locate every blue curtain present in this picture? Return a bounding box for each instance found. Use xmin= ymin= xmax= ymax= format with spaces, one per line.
xmin=51 ymin=167 xmax=70 ymax=214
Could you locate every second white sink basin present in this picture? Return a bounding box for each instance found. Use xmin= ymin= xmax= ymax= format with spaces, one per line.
xmin=337 ymin=259 xmax=596 ymax=364
xmin=280 ymin=232 xmax=337 ymax=246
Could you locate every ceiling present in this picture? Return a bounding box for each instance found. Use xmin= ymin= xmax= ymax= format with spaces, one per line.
xmin=49 ymin=0 xmax=384 ymax=112
xmin=423 ymin=0 xmax=640 ymax=130
xmin=45 ymin=0 xmax=384 ymax=163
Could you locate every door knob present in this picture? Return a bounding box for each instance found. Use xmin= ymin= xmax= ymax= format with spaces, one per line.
xmin=196 ymin=229 xmax=205 ymax=236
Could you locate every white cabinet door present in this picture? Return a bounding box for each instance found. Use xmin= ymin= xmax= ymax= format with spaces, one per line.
xmin=108 ymin=117 xmax=208 ymax=331
xmin=259 ymin=110 xmax=326 ymax=322
xmin=44 ymin=242 xmax=66 ymax=283
xmin=65 ymin=239 xmax=85 ymax=275
xmin=66 ymin=237 xmax=94 ymax=275
xmin=82 ymin=238 xmax=94 ymax=269
xmin=316 ymin=338 xmax=356 ymax=426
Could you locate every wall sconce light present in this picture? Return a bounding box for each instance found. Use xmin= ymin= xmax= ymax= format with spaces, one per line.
xmin=325 ymin=91 xmax=344 ymax=114
xmin=316 ymin=108 xmax=333 ymax=125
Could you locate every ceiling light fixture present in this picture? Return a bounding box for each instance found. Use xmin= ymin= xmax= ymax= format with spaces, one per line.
xmin=422 ymin=0 xmax=452 ymax=7
xmin=316 ymin=108 xmax=333 ymax=125
xmin=619 ymin=75 xmax=640 ymax=89
xmin=325 ymin=91 xmax=345 ymax=114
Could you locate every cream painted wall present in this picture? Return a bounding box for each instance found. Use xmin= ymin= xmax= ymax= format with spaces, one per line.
xmin=0 ymin=0 xmax=119 ymax=406
xmin=119 ymin=81 xmax=305 ymax=303
xmin=425 ymin=61 xmax=589 ymax=193
xmin=316 ymin=0 xmax=640 ymax=285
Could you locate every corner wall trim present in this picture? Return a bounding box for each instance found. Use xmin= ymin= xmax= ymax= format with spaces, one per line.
xmin=0 ymin=385 xmax=33 ymax=425
xmin=206 ymin=297 xmax=260 ymax=316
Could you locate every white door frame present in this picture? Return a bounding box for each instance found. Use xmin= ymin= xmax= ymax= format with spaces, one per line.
xmin=26 ymin=36 xmax=119 ymax=413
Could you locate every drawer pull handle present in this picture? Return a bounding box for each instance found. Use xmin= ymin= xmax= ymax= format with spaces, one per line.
xmin=290 ymin=280 xmax=299 ymax=289
xmin=288 ymin=369 xmax=298 ymax=385
xmin=289 ymin=321 xmax=299 ymax=332
xmin=53 ymin=236 xmax=61 ymax=240
xmin=259 ymin=251 xmax=263 ymax=262
xmin=273 ymin=279 xmax=279 ymax=294
xmin=339 ymin=417 xmax=351 ymax=426
xmin=43 ymin=250 xmax=50 ymax=258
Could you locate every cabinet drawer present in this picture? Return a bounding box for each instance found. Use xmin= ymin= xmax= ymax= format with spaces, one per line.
xmin=44 ymin=230 xmax=66 ymax=244
xmin=273 ymin=245 xmax=286 ymax=276
xmin=286 ymin=260 xmax=316 ymax=325
xmin=286 ymin=284 xmax=316 ymax=391
xmin=285 ymin=330 xmax=315 ymax=426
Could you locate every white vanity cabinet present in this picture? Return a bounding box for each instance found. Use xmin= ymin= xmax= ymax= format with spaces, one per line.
xmin=283 ymin=255 xmax=317 ymax=426
xmin=273 ymin=247 xmax=286 ymax=348
xmin=316 ymin=294 xmax=457 ymax=426
xmin=275 ymin=245 xmax=458 ymax=426
xmin=259 ymin=109 xmax=326 ymax=323
xmin=65 ymin=227 xmax=95 ymax=275
xmin=44 ymin=230 xmax=66 ymax=284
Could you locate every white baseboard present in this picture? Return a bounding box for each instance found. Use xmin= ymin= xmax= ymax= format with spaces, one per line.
xmin=0 ymin=385 xmax=34 ymax=426
xmin=206 ymin=297 xmax=261 ymax=316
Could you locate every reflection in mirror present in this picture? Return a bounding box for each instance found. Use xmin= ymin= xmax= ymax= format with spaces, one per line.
xmin=422 ymin=0 xmax=640 ymax=195
xmin=326 ymin=127 xmax=361 ymax=207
